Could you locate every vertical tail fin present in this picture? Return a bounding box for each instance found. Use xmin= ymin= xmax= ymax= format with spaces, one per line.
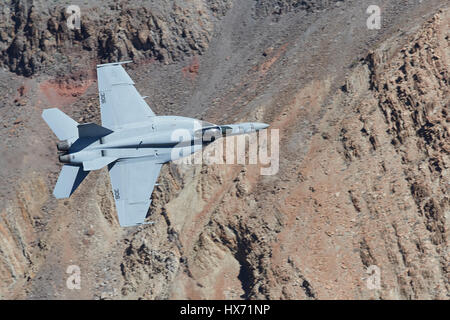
xmin=53 ymin=165 xmax=89 ymax=199
xmin=42 ymin=108 xmax=79 ymax=141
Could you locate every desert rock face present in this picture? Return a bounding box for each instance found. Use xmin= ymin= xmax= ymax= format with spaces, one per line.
xmin=0 ymin=0 xmax=448 ymax=299
xmin=0 ymin=0 xmax=225 ymax=76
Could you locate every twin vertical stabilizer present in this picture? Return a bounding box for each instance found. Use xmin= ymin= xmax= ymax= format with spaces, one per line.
xmin=42 ymin=108 xmax=79 ymax=141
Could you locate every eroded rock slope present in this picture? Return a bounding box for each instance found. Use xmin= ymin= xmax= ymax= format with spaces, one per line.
xmin=0 ymin=0 xmax=447 ymax=299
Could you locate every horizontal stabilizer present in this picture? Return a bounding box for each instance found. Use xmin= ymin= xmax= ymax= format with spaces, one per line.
xmin=83 ymin=157 xmax=117 ymax=171
xmin=42 ymin=108 xmax=78 ymax=140
xmin=78 ymin=123 xmax=113 ymax=139
xmin=53 ymin=165 xmax=89 ymax=199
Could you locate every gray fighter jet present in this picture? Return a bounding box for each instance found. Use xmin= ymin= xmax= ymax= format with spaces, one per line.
xmin=42 ymin=61 xmax=268 ymax=227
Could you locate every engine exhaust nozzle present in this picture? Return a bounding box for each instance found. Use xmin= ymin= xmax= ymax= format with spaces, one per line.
xmin=57 ymin=140 xmax=71 ymax=151
xmin=58 ymin=154 xmax=71 ymax=163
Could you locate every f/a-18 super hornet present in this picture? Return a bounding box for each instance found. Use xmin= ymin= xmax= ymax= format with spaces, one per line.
xmin=42 ymin=61 xmax=269 ymax=227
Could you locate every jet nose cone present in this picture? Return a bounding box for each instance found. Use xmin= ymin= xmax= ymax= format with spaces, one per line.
xmin=254 ymin=123 xmax=270 ymax=131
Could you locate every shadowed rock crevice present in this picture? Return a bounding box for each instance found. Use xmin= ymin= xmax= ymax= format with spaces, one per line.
xmin=235 ymin=244 xmax=255 ymax=299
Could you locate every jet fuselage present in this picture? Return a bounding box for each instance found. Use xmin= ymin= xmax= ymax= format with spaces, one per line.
xmin=59 ymin=116 xmax=268 ymax=166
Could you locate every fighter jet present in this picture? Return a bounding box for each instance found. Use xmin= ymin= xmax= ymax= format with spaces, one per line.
xmin=42 ymin=61 xmax=269 ymax=227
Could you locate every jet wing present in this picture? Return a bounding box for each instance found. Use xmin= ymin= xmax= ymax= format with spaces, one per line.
xmin=96 ymin=61 xmax=155 ymax=130
xmin=108 ymin=159 xmax=162 ymax=227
